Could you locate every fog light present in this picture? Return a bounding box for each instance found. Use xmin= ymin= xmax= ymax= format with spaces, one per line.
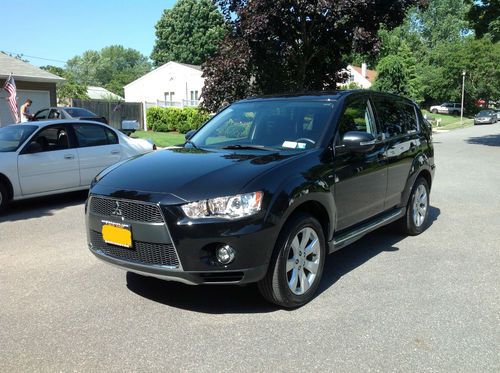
xmin=216 ymin=245 xmax=235 ymax=265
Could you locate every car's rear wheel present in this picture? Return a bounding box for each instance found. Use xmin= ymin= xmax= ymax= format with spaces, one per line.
xmin=0 ymin=183 xmax=9 ymax=214
xmin=431 ymin=109 xmax=438 ymax=114
xmin=400 ymin=177 xmax=430 ymax=236
xmin=258 ymin=213 xmax=326 ymax=308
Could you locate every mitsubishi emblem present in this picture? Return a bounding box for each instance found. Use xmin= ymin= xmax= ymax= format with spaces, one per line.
xmin=111 ymin=201 xmax=123 ymax=217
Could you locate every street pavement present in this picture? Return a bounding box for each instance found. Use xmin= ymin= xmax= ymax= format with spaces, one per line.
xmin=1 ymin=124 xmax=499 ymax=372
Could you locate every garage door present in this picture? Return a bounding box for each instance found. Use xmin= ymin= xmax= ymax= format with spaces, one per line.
xmin=0 ymin=89 xmax=50 ymax=127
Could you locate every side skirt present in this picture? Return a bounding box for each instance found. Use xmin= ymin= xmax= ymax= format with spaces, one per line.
xmin=328 ymin=208 xmax=405 ymax=253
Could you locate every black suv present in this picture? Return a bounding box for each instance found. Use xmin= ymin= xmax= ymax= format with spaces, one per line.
xmin=86 ymin=91 xmax=435 ymax=308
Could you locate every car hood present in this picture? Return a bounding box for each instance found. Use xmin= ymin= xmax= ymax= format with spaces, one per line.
xmin=94 ymin=147 xmax=305 ymax=202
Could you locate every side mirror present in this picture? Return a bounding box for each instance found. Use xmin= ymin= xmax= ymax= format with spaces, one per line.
xmin=185 ymin=129 xmax=196 ymax=140
xmin=26 ymin=141 xmax=43 ymax=154
xmin=341 ymin=131 xmax=376 ymax=152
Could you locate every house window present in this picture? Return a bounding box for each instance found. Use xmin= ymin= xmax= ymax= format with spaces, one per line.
xmin=190 ymin=90 xmax=199 ymax=101
xmin=164 ymin=92 xmax=175 ymax=103
xmin=349 ymin=74 xmax=355 ymax=82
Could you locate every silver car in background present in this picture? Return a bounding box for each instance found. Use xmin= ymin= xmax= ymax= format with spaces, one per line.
xmin=0 ymin=120 xmax=155 ymax=213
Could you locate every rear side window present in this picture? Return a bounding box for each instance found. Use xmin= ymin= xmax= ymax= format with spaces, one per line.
xmin=73 ymin=124 xmax=117 ymax=147
xmin=373 ymin=97 xmax=418 ymax=138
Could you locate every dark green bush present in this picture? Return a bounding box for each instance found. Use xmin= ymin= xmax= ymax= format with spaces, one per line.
xmin=146 ymin=106 xmax=211 ymax=133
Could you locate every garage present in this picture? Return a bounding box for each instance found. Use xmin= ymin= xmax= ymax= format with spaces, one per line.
xmin=0 ymin=52 xmax=64 ymax=126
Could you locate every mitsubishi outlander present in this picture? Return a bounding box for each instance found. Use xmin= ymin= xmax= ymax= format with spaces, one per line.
xmin=86 ymin=91 xmax=435 ymax=308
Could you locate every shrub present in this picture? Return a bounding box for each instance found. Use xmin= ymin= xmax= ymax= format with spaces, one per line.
xmin=146 ymin=106 xmax=211 ymax=133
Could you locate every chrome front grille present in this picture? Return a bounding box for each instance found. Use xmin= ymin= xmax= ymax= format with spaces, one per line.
xmin=90 ymin=196 xmax=164 ymax=223
xmin=90 ymin=230 xmax=180 ymax=268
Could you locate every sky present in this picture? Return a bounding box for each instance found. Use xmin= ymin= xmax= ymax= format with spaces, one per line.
xmin=1 ymin=0 xmax=176 ymax=67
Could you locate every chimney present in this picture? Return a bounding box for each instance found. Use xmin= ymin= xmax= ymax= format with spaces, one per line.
xmin=362 ymin=63 xmax=367 ymax=78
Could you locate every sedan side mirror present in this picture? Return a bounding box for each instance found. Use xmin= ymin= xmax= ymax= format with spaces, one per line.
xmin=342 ymin=131 xmax=377 ymax=153
xmin=185 ymin=130 xmax=196 ymax=141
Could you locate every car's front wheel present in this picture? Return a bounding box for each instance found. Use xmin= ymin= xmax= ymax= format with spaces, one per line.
xmin=258 ymin=213 xmax=326 ymax=308
xmin=0 ymin=183 xmax=8 ymax=214
xmin=401 ymin=177 xmax=430 ymax=236
xmin=431 ymin=109 xmax=438 ymax=114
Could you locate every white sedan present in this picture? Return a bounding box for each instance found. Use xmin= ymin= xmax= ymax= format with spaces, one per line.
xmin=0 ymin=120 xmax=155 ymax=212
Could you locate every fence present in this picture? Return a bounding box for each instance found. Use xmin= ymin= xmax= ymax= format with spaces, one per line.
xmin=145 ymin=99 xmax=200 ymax=111
xmin=71 ymin=99 xmax=144 ymax=130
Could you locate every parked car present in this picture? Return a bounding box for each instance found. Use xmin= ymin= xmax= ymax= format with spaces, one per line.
xmin=474 ymin=110 xmax=497 ymax=125
xmin=493 ymin=109 xmax=500 ymax=121
xmin=86 ymin=91 xmax=435 ymax=308
xmin=0 ymin=120 xmax=155 ymax=212
xmin=33 ymin=107 xmax=108 ymax=124
xmin=429 ymin=102 xmax=461 ymax=115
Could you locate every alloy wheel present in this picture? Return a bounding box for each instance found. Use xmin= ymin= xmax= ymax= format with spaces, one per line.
xmin=286 ymin=227 xmax=321 ymax=295
xmin=412 ymin=184 xmax=428 ymax=227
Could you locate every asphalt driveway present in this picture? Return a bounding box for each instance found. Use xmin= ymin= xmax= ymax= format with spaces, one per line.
xmin=1 ymin=124 xmax=499 ymax=372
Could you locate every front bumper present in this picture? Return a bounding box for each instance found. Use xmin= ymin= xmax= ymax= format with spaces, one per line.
xmin=89 ymin=245 xmax=267 ymax=285
xmin=86 ymin=194 xmax=277 ymax=285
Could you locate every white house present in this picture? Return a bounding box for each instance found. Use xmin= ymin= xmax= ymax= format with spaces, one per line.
xmin=341 ymin=63 xmax=377 ymax=89
xmin=87 ymin=86 xmax=123 ymax=101
xmin=124 ymin=61 xmax=204 ymax=107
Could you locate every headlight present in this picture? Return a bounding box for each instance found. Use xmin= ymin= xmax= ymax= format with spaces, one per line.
xmin=181 ymin=192 xmax=263 ymax=219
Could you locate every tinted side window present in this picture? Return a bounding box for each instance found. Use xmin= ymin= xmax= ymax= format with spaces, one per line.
xmin=105 ymin=128 xmax=118 ymax=144
xmin=73 ymin=124 xmax=110 ymax=147
xmin=337 ymin=97 xmax=376 ymax=139
xmin=30 ymin=125 xmax=69 ymax=152
xmin=34 ymin=109 xmax=49 ymax=120
xmin=373 ymin=97 xmax=418 ymax=138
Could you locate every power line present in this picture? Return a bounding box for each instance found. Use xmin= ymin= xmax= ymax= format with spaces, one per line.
xmin=2 ymin=50 xmax=67 ymax=64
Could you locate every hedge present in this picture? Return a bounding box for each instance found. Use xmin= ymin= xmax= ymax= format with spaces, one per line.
xmin=146 ymin=107 xmax=211 ymax=133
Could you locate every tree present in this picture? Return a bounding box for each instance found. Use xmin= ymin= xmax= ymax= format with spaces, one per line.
xmin=466 ymin=0 xmax=500 ymax=42
xmin=151 ymin=0 xmax=226 ymax=66
xmin=201 ymin=0 xmax=421 ymax=112
xmin=65 ymin=45 xmax=151 ymax=96
xmin=40 ymin=65 xmax=89 ymax=104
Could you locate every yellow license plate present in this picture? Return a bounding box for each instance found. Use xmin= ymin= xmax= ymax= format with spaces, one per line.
xmin=102 ymin=222 xmax=132 ymax=248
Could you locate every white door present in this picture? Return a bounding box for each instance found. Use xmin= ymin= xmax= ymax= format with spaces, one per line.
xmin=17 ymin=124 xmax=80 ymax=195
xmin=71 ymin=123 xmax=122 ymax=186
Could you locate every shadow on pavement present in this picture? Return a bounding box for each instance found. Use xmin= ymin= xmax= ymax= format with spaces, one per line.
xmin=0 ymin=190 xmax=88 ymax=223
xmin=127 ymin=206 xmax=441 ymax=314
xmin=466 ymin=133 xmax=500 ymax=147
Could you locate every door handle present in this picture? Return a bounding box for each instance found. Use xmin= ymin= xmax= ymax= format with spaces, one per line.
xmin=64 ymin=154 xmax=75 ymax=160
xmin=111 ymin=150 xmax=120 ymax=155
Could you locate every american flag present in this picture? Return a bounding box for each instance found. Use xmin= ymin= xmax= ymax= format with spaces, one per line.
xmin=3 ymin=74 xmax=20 ymax=123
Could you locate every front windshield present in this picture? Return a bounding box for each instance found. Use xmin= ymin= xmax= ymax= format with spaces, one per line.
xmin=478 ymin=110 xmax=492 ymax=116
xmin=0 ymin=125 xmax=37 ymax=152
xmin=65 ymin=108 xmax=96 ymax=117
xmin=190 ymin=100 xmax=335 ymax=150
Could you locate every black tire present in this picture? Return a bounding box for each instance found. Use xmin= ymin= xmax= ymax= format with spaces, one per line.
xmin=258 ymin=213 xmax=326 ymax=308
xmin=431 ymin=109 xmax=438 ymax=114
xmin=400 ymin=177 xmax=430 ymax=236
xmin=0 ymin=182 xmax=8 ymax=214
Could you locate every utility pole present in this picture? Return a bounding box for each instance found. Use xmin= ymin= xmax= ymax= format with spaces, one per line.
xmin=460 ymin=71 xmax=466 ymax=126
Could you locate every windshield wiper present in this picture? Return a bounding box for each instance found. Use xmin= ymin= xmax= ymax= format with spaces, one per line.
xmin=221 ymin=144 xmax=275 ymax=151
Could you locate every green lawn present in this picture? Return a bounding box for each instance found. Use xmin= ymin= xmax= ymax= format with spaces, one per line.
xmin=421 ymin=110 xmax=474 ymax=130
xmin=131 ymin=131 xmax=185 ymax=148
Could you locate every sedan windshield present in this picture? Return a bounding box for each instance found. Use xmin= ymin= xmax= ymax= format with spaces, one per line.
xmin=477 ymin=110 xmax=493 ymax=117
xmin=0 ymin=125 xmax=37 ymax=152
xmin=65 ymin=108 xmax=96 ymax=117
xmin=189 ymin=100 xmax=335 ymax=150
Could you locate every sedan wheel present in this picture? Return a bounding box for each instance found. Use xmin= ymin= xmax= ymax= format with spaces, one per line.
xmin=258 ymin=213 xmax=326 ymax=308
xmin=0 ymin=183 xmax=8 ymax=214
